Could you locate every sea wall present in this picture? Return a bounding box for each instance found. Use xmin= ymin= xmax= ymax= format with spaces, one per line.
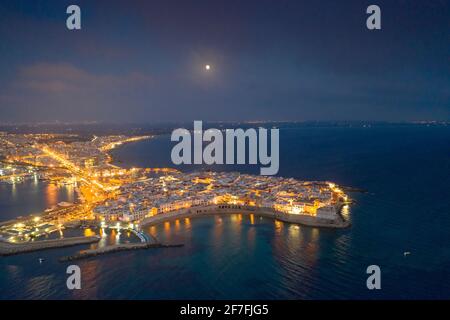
xmin=139 ymin=205 xmax=349 ymax=229
xmin=0 ymin=236 xmax=100 ymax=256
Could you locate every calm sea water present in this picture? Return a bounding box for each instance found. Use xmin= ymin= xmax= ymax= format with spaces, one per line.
xmin=0 ymin=180 xmax=76 ymax=221
xmin=1 ymin=125 xmax=450 ymax=299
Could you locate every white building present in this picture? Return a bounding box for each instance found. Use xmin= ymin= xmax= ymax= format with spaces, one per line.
xmin=316 ymin=206 xmax=336 ymax=220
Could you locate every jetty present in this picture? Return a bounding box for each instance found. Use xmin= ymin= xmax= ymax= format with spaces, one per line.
xmin=0 ymin=236 xmax=100 ymax=256
xmin=59 ymin=242 xmax=184 ymax=262
xmin=139 ymin=205 xmax=351 ymax=229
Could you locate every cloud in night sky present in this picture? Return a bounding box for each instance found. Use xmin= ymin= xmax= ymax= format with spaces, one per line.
xmin=0 ymin=0 xmax=448 ymax=122
xmin=0 ymin=63 xmax=153 ymax=122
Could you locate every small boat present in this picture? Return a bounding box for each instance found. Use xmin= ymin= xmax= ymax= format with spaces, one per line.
xmin=38 ymin=258 xmax=45 ymax=263
xmin=403 ymin=251 xmax=411 ymax=257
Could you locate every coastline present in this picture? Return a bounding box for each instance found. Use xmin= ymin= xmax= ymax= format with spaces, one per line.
xmin=1 ymin=134 xmax=349 ymax=260
xmin=139 ymin=204 xmax=350 ymax=229
xmin=59 ymin=242 xmax=184 ymax=262
xmin=107 ymin=135 xmax=154 ymax=167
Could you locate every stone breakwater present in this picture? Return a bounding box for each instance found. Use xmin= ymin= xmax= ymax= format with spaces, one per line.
xmin=59 ymin=242 xmax=184 ymax=262
xmin=0 ymin=236 xmax=101 ymax=256
xmin=139 ymin=205 xmax=350 ymax=229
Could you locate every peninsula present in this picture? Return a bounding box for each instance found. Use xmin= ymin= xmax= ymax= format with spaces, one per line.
xmin=0 ymin=132 xmax=351 ymax=252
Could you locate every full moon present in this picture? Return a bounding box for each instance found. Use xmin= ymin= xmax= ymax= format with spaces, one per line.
xmin=205 ymin=64 xmax=211 ymax=70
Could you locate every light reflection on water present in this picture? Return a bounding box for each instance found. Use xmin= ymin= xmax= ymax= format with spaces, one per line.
xmin=142 ymin=213 xmax=327 ymax=299
xmin=0 ymin=180 xmax=76 ymax=222
xmin=70 ymin=259 xmax=100 ymax=300
xmin=11 ymin=183 xmax=17 ymax=199
xmin=340 ymin=204 xmax=350 ymax=219
xmin=45 ymin=183 xmax=58 ymax=207
xmin=0 ymin=222 xmax=141 ymax=299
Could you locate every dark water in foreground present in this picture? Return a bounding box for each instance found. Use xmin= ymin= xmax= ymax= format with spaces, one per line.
xmin=1 ymin=125 xmax=450 ymax=299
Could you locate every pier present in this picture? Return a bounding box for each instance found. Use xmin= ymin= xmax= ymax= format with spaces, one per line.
xmin=0 ymin=236 xmax=100 ymax=256
xmin=59 ymin=242 xmax=183 ymax=262
xmin=139 ymin=205 xmax=351 ymax=229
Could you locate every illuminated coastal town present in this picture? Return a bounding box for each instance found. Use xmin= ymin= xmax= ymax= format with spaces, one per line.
xmin=0 ymin=132 xmax=350 ymax=256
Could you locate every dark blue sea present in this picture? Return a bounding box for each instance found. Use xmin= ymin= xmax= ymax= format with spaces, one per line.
xmin=1 ymin=124 xmax=450 ymax=299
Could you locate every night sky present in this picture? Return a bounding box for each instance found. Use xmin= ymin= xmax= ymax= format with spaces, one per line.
xmin=0 ymin=0 xmax=448 ymax=123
